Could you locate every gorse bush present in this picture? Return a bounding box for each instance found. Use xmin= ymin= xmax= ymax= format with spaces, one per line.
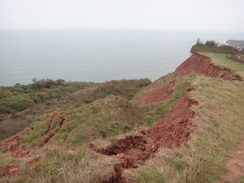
xmin=82 ymin=79 xmax=151 ymax=103
xmin=0 ymin=78 xmax=151 ymax=140
xmin=0 ymin=79 xmax=98 ymax=115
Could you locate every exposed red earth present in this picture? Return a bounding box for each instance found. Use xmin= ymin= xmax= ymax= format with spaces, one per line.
xmin=0 ymin=165 xmax=20 ymax=178
xmin=39 ymin=112 xmax=65 ymax=147
xmin=0 ymin=112 xmax=64 ymax=178
xmin=0 ymin=52 xmax=242 ymax=181
xmin=95 ymin=92 xmax=197 ymax=171
xmin=12 ymin=149 xmax=30 ymax=158
xmin=176 ymin=52 xmax=242 ymax=81
xmin=0 ymin=134 xmax=24 ymax=177
xmin=0 ymin=134 xmax=19 ymax=152
xmin=135 ymin=81 xmax=175 ymax=105
xmin=147 ymin=92 xmax=197 ymax=149
xmin=93 ymin=53 xmax=243 ymax=181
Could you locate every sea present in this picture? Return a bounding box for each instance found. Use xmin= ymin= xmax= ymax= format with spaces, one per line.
xmin=0 ymin=29 xmax=243 ymax=86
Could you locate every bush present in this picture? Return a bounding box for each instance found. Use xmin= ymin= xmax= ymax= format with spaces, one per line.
xmin=191 ymin=40 xmax=244 ymax=54
xmin=4 ymin=96 xmax=35 ymax=112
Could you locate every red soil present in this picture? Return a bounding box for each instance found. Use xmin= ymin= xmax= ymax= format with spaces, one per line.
xmin=41 ymin=112 xmax=59 ymax=136
xmin=39 ymin=117 xmax=65 ymax=147
xmin=0 ymin=165 xmax=19 ymax=178
xmin=95 ymin=92 xmax=197 ymax=170
xmin=0 ymin=134 xmax=31 ymax=178
xmin=44 ymin=111 xmax=59 ymax=120
xmin=0 ymin=113 xmax=65 ymax=178
xmin=12 ymin=149 xmax=30 ymax=158
xmin=147 ymin=92 xmax=197 ymax=148
xmin=67 ymin=148 xmax=76 ymax=154
xmin=136 ymin=81 xmax=175 ymax=105
xmin=0 ymin=134 xmax=19 ymax=152
xmin=175 ymin=52 xmax=242 ymax=81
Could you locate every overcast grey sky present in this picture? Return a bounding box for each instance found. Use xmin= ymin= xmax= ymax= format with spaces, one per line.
xmin=0 ymin=0 xmax=243 ymax=31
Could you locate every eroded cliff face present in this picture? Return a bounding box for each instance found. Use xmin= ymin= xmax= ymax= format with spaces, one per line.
xmin=94 ymin=91 xmax=197 ymax=171
xmin=175 ymin=52 xmax=241 ymax=81
xmin=1 ymin=52 xmax=243 ymax=182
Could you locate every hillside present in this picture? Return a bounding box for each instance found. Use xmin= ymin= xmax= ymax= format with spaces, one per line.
xmin=0 ymin=44 xmax=244 ymax=183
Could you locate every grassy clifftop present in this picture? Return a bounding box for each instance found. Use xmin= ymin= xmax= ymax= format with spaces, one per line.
xmin=0 ymin=44 xmax=244 ymax=182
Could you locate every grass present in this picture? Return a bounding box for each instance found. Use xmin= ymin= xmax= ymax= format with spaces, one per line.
xmin=18 ymin=74 xmax=190 ymax=149
xmin=0 ymin=72 xmax=191 ymax=182
xmin=200 ymin=52 xmax=244 ymax=72
xmin=0 ymin=79 xmax=151 ymax=141
xmin=132 ymin=166 xmax=165 ymax=183
xmin=0 ymin=80 xmax=98 ymax=140
xmin=126 ymin=74 xmax=244 ymax=183
xmin=1 ymin=52 xmax=244 ymax=182
xmin=132 ymin=72 xmax=191 ymax=123
xmin=2 ymin=146 xmax=120 ymax=183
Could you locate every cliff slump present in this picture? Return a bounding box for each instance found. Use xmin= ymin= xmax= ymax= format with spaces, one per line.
xmin=135 ymin=81 xmax=175 ymax=105
xmin=176 ymin=52 xmax=241 ymax=81
xmin=95 ymin=92 xmax=197 ymax=170
xmin=147 ymin=92 xmax=197 ymax=148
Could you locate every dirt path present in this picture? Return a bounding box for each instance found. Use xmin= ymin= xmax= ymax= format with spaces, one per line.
xmin=215 ymin=132 xmax=244 ymax=183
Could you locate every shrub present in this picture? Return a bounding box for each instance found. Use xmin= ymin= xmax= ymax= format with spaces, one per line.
xmin=191 ymin=40 xmax=244 ymax=54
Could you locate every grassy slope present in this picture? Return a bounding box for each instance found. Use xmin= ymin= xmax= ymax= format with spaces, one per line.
xmin=127 ymin=75 xmax=244 ymax=183
xmin=0 ymin=79 xmax=151 ymax=141
xmin=19 ymin=73 xmax=190 ymax=149
xmin=200 ymin=52 xmax=244 ymax=79
xmin=0 ymin=80 xmax=99 ymax=140
xmin=1 ymin=53 xmax=244 ymax=183
xmin=125 ymin=53 xmax=244 ymax=183
xmin=0 ymin=73 xmax=191 ymax=182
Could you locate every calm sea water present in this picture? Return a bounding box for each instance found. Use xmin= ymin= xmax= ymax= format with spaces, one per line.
xmin=0 ymin=29 xmax=243 ymax=86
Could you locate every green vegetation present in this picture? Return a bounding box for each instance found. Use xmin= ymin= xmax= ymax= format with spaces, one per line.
xmin=0 ymin=79 xmax=98 ymax=140
xmin=132 ymin=166 xmax=165 ymax=183
xmin=2 ymin=147 xmax=119 ymax=183
xmin=126 ymin=74 xmax=244 ymax=183
xmin=0 ymin=78 xmax=151 ymax=141
xmin=192 ymin=40 xmax=244 ymax=54
xmin=19 ymin=74 xmax=189 ymax=148
xmin=0 ymin=79 xmax=98 ymax=115
xmin=1 ymin=46 xmax=244 ymax=183
xmin=201 ymin=52 xmax=244 ymax=71
xmin=200 ymin=52 xmax=244 ymax=80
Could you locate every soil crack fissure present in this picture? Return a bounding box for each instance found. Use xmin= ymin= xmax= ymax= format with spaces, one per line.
xmin=92 ymin=91 xmax=198 ymax=181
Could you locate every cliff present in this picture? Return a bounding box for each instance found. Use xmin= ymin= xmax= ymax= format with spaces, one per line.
xmin=0 ymin=51 xmax=244 ymax=183
xmin=176 ymin=52 xmax=241 ymax=80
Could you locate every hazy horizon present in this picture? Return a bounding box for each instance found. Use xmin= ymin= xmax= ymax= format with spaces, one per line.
xmin=1 ymin=0 xmax=244 ymax=32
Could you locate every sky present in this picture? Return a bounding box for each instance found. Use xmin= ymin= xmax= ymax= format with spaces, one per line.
xmin=0 ymin=0 xmax=244 ymax=32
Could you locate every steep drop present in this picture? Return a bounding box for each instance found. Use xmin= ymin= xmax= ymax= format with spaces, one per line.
xmin=176 ymin=52 xmax=241 ymax=81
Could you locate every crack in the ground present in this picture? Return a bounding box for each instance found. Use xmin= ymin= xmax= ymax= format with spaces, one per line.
xmin=91 ymin=92 xmax=198 ymax=182
xmin=39 ymin=117 xmax=65 ymax=147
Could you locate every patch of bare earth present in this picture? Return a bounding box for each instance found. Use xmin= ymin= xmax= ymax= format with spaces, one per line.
xmin=176 ymin=52 xmax=242 ymax=81
xmin=39 ymin=112 xmax=65 ymax=147
xmin=215 ymin=133 xmax=244 ymax=183
xmin=135 ymin=81 xmax=175 ymax=105
xmin=0 ymin=165 xmax=20 ymax=178
xmin=93 ymin=91 xmax=197 ymax=182
xmin=0 ymin=134 xmax=29 ymax=177
xmin=0 ymin=111 xmax=65 ymax=178
xmin=147 ymin=92 xmax=197 ymax=149
xmin=0 ymin=134 xmax=19 ymax=152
